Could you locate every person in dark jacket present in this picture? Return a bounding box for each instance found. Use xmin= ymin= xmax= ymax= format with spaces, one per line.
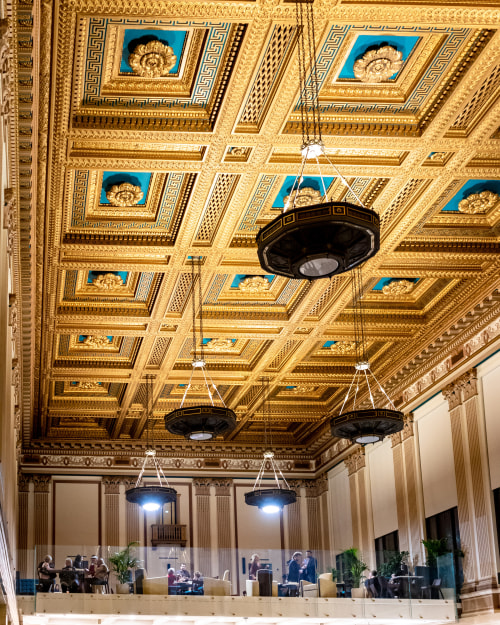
xmin=287 ymin=552 xmax=303 ymax=583
xmin=60 ymin=558 xmax=79 ymax=593
xmin=300 ymin=550 xmax=317 ymax=583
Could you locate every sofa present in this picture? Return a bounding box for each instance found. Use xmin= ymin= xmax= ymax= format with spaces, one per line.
xmin=203 ymin=575 xmax=231 ymax=596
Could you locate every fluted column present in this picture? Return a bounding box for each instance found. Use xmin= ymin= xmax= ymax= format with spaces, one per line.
xmin=17 ymin=474 xmax=31 ymax=577
xmin=443 ymin=369 xmax=499 ymax=613
xmin=214 ymin=479 xmax=232 ymax=577
xmin=286 ymin=480 xmax=302 ymax=551
xmin=345 ymin=448 xmax=373 ymax=563
xmin=390 ymin=414 xmax=425 ymax=565
xmin=103 ymin=477 xmax=121 ymax=550
xmin=32 ymin=475 xmax=51 ymax=552
xmin=304 ymin=480 xmax=321 ymax=552
xmin=194 ymin=479 xmax=212 ymax=576
xmin=123 ymin=477 xmax=141 ymax=544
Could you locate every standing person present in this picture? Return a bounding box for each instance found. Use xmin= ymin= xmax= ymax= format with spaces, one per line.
xmin=90 ymin=557 xmax=108 ymax=593
xmin=176 ymin=563 xmax=191 ymax=580
xmin=248 ymin=554 xmax=261 ymax=580
xmin=300 ymin=550 xmax=317 ymax=583
xmin=287 ymin=552 xmax=302 ymax=583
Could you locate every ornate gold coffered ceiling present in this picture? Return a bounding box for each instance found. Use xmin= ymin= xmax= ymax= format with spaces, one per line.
xmin=9 ymin=0 xmax=500 ymax=470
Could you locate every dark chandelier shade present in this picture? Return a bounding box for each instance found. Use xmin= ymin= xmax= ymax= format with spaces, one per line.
xmin=330 ymin=268 xmax=404 ymax=445
xmin=125 ymin=376 xmax=177 ymax=511
xmin=164 ymin=257 xmax=237 ymax=441
xmin=255 ymin=0 xmax=380 ymax=280
xmin=245 ymin=380 xmax=296 ymax=513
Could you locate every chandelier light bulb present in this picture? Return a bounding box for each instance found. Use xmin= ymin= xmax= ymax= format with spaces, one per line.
xmin=262 ymin=504 xmax=281 ymax=514
xmin=142 ymin=502 xmax=161 ymax=512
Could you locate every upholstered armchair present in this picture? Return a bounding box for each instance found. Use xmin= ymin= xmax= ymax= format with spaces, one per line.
xmin=142 ymin=573 xmax=169 ymax=595
xmin=204 ymin=576 xmax=231 ymax=596
xmin=245 ymin=579 xmax=278 ymax=597
xmin=317 ymin=573 xmax=337 ymax=597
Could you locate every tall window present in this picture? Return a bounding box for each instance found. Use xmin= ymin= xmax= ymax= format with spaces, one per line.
xmin=425 ymin=506 xmax=463 ymax=593
xmin=162 ymin=500 xmax=177 ymax=524
xmin=375 ymin=530 xmax=399 ymax=570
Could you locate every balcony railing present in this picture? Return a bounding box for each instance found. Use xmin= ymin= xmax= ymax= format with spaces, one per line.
xmin=151 ymin=524 xmax=187 ymax=546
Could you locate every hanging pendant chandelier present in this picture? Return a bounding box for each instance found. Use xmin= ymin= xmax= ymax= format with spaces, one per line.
xmin=330 ymin=268 xmax=403 ymax=444
xmin=126 ymin=375 xmax=177 ymax=511
xmin=245 ymin=379 xmax=296 ymax=513
xmin=256 ymin=0 xmax=379 ymax=280
xmin=164 ymin=257 xmax=237 ymax=441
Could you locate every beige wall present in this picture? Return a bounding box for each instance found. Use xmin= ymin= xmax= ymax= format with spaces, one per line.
xmin=327 ymin=463 xmax=352 ymax=555
xmin=367 ymin=439 xmax=398 ymax=540
xmin=479 ymin=351 xmax=500 ymax=490
xmin=416 ymin=394 xmax=458 ymax=518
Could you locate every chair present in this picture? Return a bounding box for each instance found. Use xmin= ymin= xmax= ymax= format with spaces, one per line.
xmin=318 ymin=573 xmax=337 ymax=598
xmin=91 ymin=572 xmax=110 ymax=594
xmin=245 ymin=576 xmax=278 ymax=597
xmin=37 ymin=570 xmax=57 ymax=593
xmin=300 ymin=579 xmax=318 ymax=598
xmin=203 ymin=576 xmax=231 ymax=596
xmin=421 ymin=578 xmax=444 ymax=600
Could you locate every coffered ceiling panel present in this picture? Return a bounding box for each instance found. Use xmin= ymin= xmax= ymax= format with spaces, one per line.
xmin=11 ymin=0 xmax=500 ymax=465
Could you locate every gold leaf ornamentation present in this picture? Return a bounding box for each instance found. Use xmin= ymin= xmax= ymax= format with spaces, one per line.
xmin=382 ymin=279 xmax=415 ymax=296
xmin=92 ymin=273 xmax=124 ymax=290
xmin=239 ymin=276 xmax=270 ymax=293
xmin=128 ymin=40 xmax=177 ymax=78
xmin=78 ymin=381 xmax=101 ymax=390
xmin=106 ymin=182 xmax=144 ymax=207
xmin=283 ymin=187 xmax=323 ymax=210
xmin=289 ymin=385 xmax=315 ymax=394
xmin=458 ymin=190 xmax=499 ymax=214
xmin=353 ymin=46 xmax=404 ymax=83
xmin=429 ymin=152 xmax=446 ymax=161
xmin=82 ymin=335 xmax=112 ymax=349
xmin=204 ymin=338 xmax=236 ymax=352
xmin=330 ymin=341 xmax=356 ymax=355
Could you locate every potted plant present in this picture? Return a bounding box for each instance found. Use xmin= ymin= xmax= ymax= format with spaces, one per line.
xmin=379 ymin=550 xmax=410 ymax=578
xmin=108 ymin=541 xmax=141 ymax=594
xmin=341 ymin=548 xmax=367 ymax=598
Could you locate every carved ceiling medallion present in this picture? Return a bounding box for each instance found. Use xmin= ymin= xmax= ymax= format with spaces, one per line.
xmin=239 ymin=276 xmax=270 ymax=293
xmin=330 ymin=341 xmax=356 ymax=355
xmin=128 ymin=40 xmax=177 ymax=78
xmin=288 ymin=385 xmax=315 ymax=394
xmin=458 ymin=190 xmax=499 ymax=214
xmin=353 ymin=46 xmax=404 ymax=83
xmin=283 ymin=187 xmax=323 ymax=210
xmin=91 ymin=273 xmax=124 ymax=290
xmin=105 ymin=182 xmax=144 ymax=207
xmin=82 ymin=335 xmax=112 ymax=349
xmin=204 ymin=338 xmax=236 ymax=352
xmin=78 ymin=381 xmax=101 ymax=390
xmin=382 ymin=279 xmax=415 ymax=296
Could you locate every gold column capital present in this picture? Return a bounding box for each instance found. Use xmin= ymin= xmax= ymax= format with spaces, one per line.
xmin=443 ymin=367 xmax=478 ymax=409
xmin=18 ymin=473 xmax=31 ymax=492
xmin=103 ymin=476 xmax=122 ymax=494
xmin=345 ymin=447 xmax=365 ymax=476
xmin=32 ymin=474 xmax=50 ymax=493
xmin=212 ymin=478 xmax=232 ymax=496
xmin=193 ymin=478 xmax=212 ymax=496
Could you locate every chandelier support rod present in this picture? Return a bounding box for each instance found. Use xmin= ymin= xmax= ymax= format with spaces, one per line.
xmin=367 ymin=368 xmax=398 ymax=410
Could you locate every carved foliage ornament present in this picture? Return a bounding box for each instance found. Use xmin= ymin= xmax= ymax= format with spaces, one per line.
xmin=330 ymin=341 xmax=356 ymax=355
xmin=105 ymin=183 xmax=143 ymax=207
xmin=239 ymin=276 xmax=270 ymax=293
xmin=382 ymin=279 xmax=414 ymax=296
xmin=458 ymin=190 xmax=499 ymax=214
xmin=82 ymin=335 xmax=112 ymax=349
xmin=92 ymin=273 xmax=124 ymax=290
xmin=204 ymin=338 xmax=236 ymax=352
xmin=283 ymin=187 xmax=323 ymax=210
xmin=353 ymin=46 xmax=404 ymax=83
xmin=129 ymin=40 xmax=177 ymax=78
xmin=78 ymin=381 xmax=101 ymax=390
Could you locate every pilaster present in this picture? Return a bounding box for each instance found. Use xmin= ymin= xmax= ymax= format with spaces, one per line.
xmin=286 ymin=480 xmax=303 ymax=552
xmin=390 ymin=414 xmax=426 ymax=565
xmin=194 ymin=478 xmax=212 ymax=576
xmin=443 ymin=368 xmax=499 ymax=614
xmin=123 ymin=477 xmax=141 ymax=544
xmin=345 ymin=448 xmax=373 ymax=562
xmin=32 ymin=475 xmax=51 ymax=550
xmin=17 ymin=474 xmax=31 ymax=576
xmin=213 ymin=479 xmax=232 ymax=578
xmin=103 ymin=477 xmax=121 ymax=549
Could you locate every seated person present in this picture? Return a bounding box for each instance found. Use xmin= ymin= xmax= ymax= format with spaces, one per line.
xmin=176 ymin=563 xmax=191 ymax=580
xmin=38 ymin=555 xmax=56 ymax=592
xmin=167 ymin=568 xmax=177 ymax=595
xmin=192 ymin=571 xmax=203 ymax=593
xmin=84 ymin=555 xmax=98 ymax=593
xmin=60 ymin=558 xmax=79 ymax=593
xmin=286 ymin=552 xmax=302 ymax=583
xmin=90 ymin=558 xmax=108 ymax=590
xmin=73 ymin=555 xmax=83 ymax=570
xmin=365 ymin=570 xmax=381 ymax=597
